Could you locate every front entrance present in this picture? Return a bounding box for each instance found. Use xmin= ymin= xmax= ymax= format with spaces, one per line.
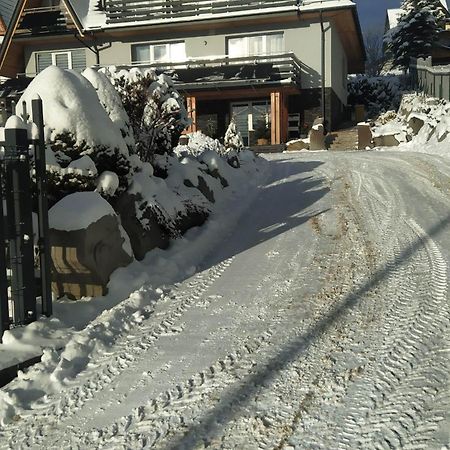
xmin=231 ymin=100 xmax=271 ymax=146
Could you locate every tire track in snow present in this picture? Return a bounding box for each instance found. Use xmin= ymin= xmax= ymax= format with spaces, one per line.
xmin=2 ymin=258 xmax=235 ymax=449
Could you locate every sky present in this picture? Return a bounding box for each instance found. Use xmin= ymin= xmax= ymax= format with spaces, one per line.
xmin=353 ymin=0 xmax=402 ymax=34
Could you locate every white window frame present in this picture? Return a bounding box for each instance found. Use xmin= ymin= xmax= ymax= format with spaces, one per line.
xmin=131 ymin=41 xmax=186 ymax=64
xmin=51 ymin=51 xmax=73 ymax=69
xmin=227 ymin=32 xmax=284 ymax=57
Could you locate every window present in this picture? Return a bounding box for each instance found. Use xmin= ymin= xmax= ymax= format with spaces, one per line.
xmin=131 ymin=41 xmax=186 ymax=64
xmin=35 ymin=49 xmax=86 ymax=73
xmin=227 ymin=33 xmax=283 ymax=57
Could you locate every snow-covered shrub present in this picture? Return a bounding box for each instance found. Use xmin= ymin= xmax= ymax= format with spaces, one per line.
xmin=224 ymin=118 xmax=244 ymax=153
xmin=348 ymin=75 xmax=408 ymax=119
xmin=223 ymin=118 xmax=244 ymax=168
xmin=100 ymin=66 xmax=189 ymax=162
xmin=16 ymin=66 xmax=132 ymax=205
xmin=174 ymin=131 xmax=225 ymax=158
xmin=82 ymin=68 xmax=135 ymax=154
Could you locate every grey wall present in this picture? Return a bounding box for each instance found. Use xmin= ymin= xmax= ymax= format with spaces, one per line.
xmin=23 ymin=16 xmax=348 ymax=99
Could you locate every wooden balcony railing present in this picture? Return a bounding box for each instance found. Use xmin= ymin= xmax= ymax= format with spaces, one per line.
xmin=17 ymin=6 xmax=72 ymax=35
xmin=105 ymin=0 xmax=298 ymax=25
xmin=121 ymin=52 xmax=302 ymax=89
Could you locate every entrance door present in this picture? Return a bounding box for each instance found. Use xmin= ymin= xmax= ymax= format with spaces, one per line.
xmin=231 ymin=100 xmax=270 ymax=146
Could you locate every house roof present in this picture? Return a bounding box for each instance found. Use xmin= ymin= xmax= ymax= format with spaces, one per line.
xmin=386 ymin=8 xmax=402 ymax=31
xmin=0 ymin=0 xmax=18 ymax=30
xmin=0 ymin=0 xmax=84 ymax=77
xmin=71 ymin=0 xmax=358 ymax=31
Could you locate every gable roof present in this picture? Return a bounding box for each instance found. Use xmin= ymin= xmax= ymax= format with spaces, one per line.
xmin=0 ymin=0 xmax=18 ymax=30
xmin=0 ymin=0 xmax=84 ymax=77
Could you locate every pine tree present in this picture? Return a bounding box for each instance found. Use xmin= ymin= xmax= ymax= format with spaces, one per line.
xmin=386 ymin=0 xmax=447 ymax=69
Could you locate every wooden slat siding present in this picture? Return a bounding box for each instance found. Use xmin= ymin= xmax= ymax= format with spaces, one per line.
xmin=105 ymin=0 xmax=295 ymax=24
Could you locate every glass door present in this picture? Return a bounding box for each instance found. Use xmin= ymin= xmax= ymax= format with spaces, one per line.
xmin=231 ymin=100 xmax=270 ymax=146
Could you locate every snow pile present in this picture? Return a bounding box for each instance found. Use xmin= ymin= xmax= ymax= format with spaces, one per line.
xmin=14 ymin=66 xmax=132 ymax=205
xmin=82 ymin=68 xmax=135 ymax=153
xmin=373 ymin=92 xmax=450 ymax=157
xmin=49 ymin=191 xmax=116 ymax=232
xmin=348 ymin=74 xmax=408 ymax=118
xmin=0 ymin=151 xmax=269 ymax=426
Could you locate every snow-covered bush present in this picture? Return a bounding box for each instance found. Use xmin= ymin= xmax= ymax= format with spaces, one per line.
xmin=224 ymin=118 xmax=244 ymax=153
xmin=100 ymin=66 xmax=189 ymax=162
xmin=174 ymin=131 xmax=225 ymax=158
xmin=82 ymin=68 xmax=135 ymax=154
xmin=348 ymin=75 xmax=408 ymax=118
xmin=16 ymin=66 xmax=132 ymax=205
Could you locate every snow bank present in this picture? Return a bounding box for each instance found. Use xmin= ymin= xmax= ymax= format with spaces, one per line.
xmin=373 ymin=92 xmax=450 ymax=158
xmin=0 ymin=154 xmax=269 ymax=425
xmin=16 ymin=66 xmax=128 ymax=155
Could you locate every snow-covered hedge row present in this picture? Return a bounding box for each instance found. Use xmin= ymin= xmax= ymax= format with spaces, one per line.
xmin=4 ymin=66 xmax=262 ymax=296
xmin=348 ymin=75 xmax=408 ymax=119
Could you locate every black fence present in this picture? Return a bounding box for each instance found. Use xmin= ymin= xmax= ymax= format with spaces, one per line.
xmin=0 ymin=97 xmax=52 ymax=342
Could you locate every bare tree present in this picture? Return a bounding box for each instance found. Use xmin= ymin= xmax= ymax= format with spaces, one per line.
xmin=364 ymin=28 xmax=384 ymax=76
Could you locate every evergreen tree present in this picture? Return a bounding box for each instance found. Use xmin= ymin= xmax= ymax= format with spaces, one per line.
xmin=386 ymin=0 xmax=447 ymax=69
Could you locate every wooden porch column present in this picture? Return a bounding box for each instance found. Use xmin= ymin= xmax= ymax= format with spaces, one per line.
xmin=270 ymin=91 xmax=288 ymax=144
xmin=185 ymin=96 xmax=197 ymax=133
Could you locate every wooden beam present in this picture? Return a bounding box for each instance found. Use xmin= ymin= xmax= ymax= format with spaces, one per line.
xmin=185 ymin=86 xmax=300 ymax=101
xmin=186 ymin=96 xmax=197 ymax=133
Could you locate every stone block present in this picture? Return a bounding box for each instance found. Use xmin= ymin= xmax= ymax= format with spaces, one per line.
xmin=373 ymin=134 xmax=400 ymax=147
xmin=309 ymin=124 xmax=326 ymax=150
xmin=358 ymin=123 xmax=373 ymax=150
xmin=407 ymin=116 xmax=425 ymax=135
xmin=50 ymin=214 xmax=133 ymax=299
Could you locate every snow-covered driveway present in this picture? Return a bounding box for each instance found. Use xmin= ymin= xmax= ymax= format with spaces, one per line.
xmin=2 ymin=151 xmax=450 ymax=449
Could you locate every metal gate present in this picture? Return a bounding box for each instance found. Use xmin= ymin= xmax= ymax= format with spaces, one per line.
xmin=0 ymin=97 xmax=52 ymax=342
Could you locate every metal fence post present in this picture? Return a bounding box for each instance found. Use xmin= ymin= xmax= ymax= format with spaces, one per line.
xmin=5 ymin=120 xmax=37 ymax=325
xmin=0 ymin=159 xmax=9 ymax=341
xmin=32 ymin=96 xmax=52 ymax=317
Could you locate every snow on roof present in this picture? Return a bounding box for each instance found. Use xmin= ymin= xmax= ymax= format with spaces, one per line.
xmin=387 ymin=8 xmax=403 ymax=30
xmin=74 ymin=0 xmax=356 ymax=32
xmin=300 ymin=0 xmax=356 ymax=12
xmin=68 ymin=0 xmax=106 ymax=30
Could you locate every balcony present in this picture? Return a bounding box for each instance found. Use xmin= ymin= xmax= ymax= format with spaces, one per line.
xmin=16 ymin=7 xmax=72 ymax=36
xmin=105 ymin=0 xmax=299 ymax=25
xmin=123 ymin=52 xmax=302 ymax=90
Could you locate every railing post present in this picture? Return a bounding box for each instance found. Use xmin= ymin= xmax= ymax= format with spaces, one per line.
xmin=4 ymin=118 xmax=37 ymax=325
xmin=0 ymin=157 xmax=10 ymax=341
xmin=32 ymin=96 xmax=52 ymax=317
